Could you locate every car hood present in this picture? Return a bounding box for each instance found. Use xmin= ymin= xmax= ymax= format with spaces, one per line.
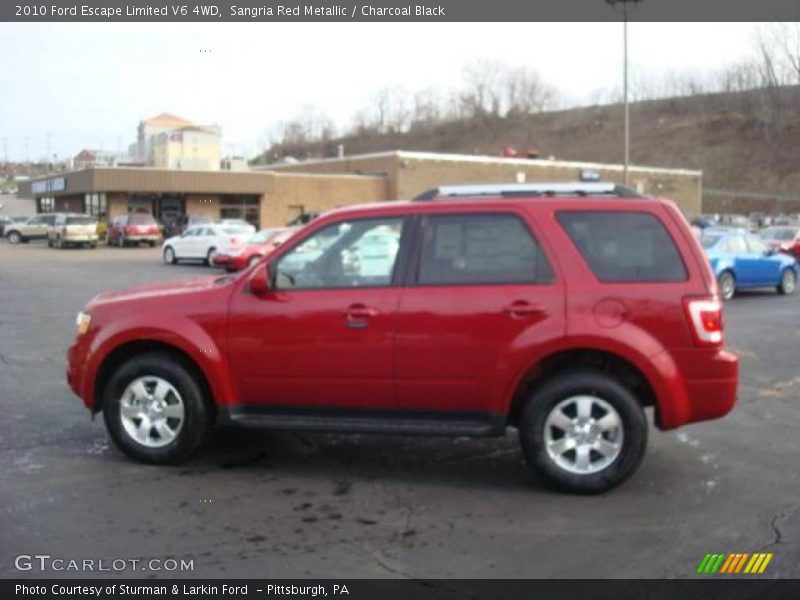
xmin=88 ymin=275 xmax=233 ymax=308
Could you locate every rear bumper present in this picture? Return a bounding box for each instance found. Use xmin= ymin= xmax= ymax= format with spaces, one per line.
xmin=654 ymin=348 xmax=738 ymax=429
xmin=123 ymin=234 xmax=159 ymax=242
xmin=62 ymin=234 xmax=99 ymax=242
xmin=213 ymin=254 xmax=246 ymax=270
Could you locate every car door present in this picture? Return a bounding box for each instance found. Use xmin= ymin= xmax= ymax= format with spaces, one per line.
xmin=394 ymin=210 xmax=564 ymax=414
xmin=25 ymin=215 xmax=48 ymax=238
xmin=745 ymin=234 xmax=781 ymax=285
xmin=173 ymin=227 xmax=199 ymax=258
xmin=226 ymin=215 xmax=409 ymax=410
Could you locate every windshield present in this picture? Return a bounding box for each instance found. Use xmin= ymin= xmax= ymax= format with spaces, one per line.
xmin=701 ymin=233 xmax=723 ymax=249
xmin=760 ymin=228 xmax=796 ymax=241
xmin=129 ymin=213 xmax=156 ymax=225
xmin=248 ymin=229 xmax=280 ymax=244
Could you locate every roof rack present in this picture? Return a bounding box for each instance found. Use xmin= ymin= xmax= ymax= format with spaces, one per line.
xmin=413 ymin=182 xmax=645 ymax=201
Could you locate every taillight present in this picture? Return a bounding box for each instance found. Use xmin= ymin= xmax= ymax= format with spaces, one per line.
xmin=683 ymin=297 xmax=723 ymax=347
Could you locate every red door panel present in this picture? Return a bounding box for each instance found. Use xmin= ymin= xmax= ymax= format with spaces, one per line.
xmin=227 ymin=288 xmax=399 ymax=409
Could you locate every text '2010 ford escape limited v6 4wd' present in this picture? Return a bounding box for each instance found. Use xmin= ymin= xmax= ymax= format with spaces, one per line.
xmin=66 ymin=182 xmax=738 ymax=493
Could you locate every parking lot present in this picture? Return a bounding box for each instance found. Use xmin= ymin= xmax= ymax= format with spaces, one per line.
xmin=0 ymin=240 xmax=798 ymax=579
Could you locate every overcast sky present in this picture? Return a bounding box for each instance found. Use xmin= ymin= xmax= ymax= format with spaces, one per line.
xmin=0 ymin=22 xmax=760 ymax=162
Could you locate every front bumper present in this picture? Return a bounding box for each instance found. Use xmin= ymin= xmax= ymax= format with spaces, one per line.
xmin=66 ymin=331 xmax=95 ymax=409
xmin=63 ymin=234 xmax=99 ymax=243
xmin=213 ymin=254 xmax=247 ymax=270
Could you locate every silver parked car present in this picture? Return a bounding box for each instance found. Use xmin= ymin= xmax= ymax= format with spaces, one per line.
xmin=47 ymin=213 xmax=99 ymax=249
xmin=5 ymin=213 xmax=59 ymax=244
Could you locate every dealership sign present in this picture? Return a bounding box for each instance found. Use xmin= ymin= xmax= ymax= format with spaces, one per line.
xmin=31 ymin=177 xmax=66 ymax=195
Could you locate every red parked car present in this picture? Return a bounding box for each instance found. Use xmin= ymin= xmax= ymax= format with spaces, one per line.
xmin=107 ymin=212 xmax=160 ymax=247
xmin=759 ymin=226 xmax=800 ymax=261
xmin=67 ymin=182 xmax=738 ymax=493
xmin=213 ymin=227 xmax=297 ymax=272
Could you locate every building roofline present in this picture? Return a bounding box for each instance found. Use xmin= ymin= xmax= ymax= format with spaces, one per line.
xmin=258 ymin=149 xmax=703 ymax=177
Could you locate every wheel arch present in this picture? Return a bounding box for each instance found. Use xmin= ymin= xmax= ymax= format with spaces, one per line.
xmin=506 ymin=348 xmax=660 ymax=429
xmin=93 ymin=339 xmax=216 ymax=419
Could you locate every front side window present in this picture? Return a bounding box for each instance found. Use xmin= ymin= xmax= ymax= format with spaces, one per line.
xmin=745 ymin=235 xmax=768 ymax=254
xmin=557 ymin=211 xmax=687 ymax=283
xmin=275 ymin=217 xmax=404 ymax=290
xmin=417 ymin=213 xmax=553 ymax=285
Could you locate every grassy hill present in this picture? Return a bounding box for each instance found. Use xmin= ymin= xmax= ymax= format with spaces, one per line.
xmin=257 ymin=87 xmax=800 ymax=203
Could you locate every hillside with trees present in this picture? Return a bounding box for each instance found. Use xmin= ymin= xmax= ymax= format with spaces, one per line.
xmin=253 ymin=24 xmax=800 ymax=205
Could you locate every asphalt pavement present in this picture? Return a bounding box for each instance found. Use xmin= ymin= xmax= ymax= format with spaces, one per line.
xmin=0 ymin=241 xmax=798 ymax=578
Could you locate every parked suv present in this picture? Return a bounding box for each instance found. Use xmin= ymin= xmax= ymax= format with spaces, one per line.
xmin=5 ymin=213 xmax=59 ymax=244
xmin=48 ymin=213 xmax=99 ymax=249
xmin=66 ymin=182 xmax=738 ymax=493
xmin=107 ymin=212 xmax=160 ymax=247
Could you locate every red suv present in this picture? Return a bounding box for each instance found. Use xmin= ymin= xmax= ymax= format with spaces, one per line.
xmin=107 ymin=212 xmax=160 ymax=247
xmin=66 ymin=183 xmax=738 ymax=493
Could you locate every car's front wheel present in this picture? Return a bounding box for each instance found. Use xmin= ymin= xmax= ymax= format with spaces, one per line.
xmin=518 ymin=369 xmax=648 ymax=494
xmin=101 ymin=352 xmax=212 ymax=464
xmin=718 ymin=271 xmax=736 ymax=301
xmin=163 ymin=246 xmax=177 ymax=264
xmin=778 ymin=268 xmax=797 ymax=295
xmin=7 ymin=231 xmax=21 ymax=244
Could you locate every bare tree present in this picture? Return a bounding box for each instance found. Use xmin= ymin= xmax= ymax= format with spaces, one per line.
xmin=460 ymin=59 xmax=506 ymax=117
xmin=504 ymin=66 xmax=557 ymax=116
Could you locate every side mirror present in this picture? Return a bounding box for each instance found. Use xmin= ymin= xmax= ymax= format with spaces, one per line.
xmin=250 ymin=265 xmax=271 ymax=296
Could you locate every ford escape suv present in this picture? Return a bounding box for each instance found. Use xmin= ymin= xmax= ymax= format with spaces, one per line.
xmin=66 ymin=182 xmax=738 ymax=493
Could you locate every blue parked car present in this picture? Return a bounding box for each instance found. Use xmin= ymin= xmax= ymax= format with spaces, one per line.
xmin=700 ymin=227 xmax=798 ymax=300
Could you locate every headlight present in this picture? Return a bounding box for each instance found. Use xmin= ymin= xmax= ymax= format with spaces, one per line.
xmin=76 ymin=311 xmax=91 ymax=335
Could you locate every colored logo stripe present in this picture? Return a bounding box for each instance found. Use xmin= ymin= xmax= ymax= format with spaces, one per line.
xmin=698 ymin=553 xmax=773 ymax=574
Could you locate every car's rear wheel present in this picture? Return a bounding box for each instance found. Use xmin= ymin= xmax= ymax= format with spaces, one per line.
xmin=149 ymin=241 xmax=156 ymax=248
xmin=718 ymin=271 xmax=736 ymax=301
xmin=518 ymin=369 xmax=648 ymax=494
xmin=101 ymin=352 xmax=211 ymax=464
xmin=778 ymin=268 xmax=797 ymax=295
xmin=206 ymin=247 xmax=217 ymax=266
xmin=163 ymin=246 xmax=177 ymax=264
xmin=7 ymin=231 xmax=21 ymax=244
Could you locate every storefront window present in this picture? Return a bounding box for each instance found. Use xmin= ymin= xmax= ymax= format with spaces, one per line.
xmin=220 ymin=195 xmax=259 ymax=228
xmin=84 ymin=193 xmax=107 ymax=219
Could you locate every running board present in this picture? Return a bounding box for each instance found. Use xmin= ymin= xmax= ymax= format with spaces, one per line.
xmin=223 ymin=407 xmax=506 ymax=437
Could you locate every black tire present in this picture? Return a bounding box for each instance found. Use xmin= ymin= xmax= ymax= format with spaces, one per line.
xmin=163 ymin=246 xmax=177 ymax=265
xmin=89 ymin=243 xmax=97 ymax=249
xmin=101 ymin=352 xmax=212 ymax=464
xmin=206 ymin=247 xmax=217 ymax=266
xmin=518 ymin=368 xmax=648 ymax=494
xmin=778 ymin=268 xmax=797 ymax=295
xmin=718 ymin=271 xmax=736 ymax=301
xmin=47 ymin=237 xmax=53 ymax=248
xmin=7 ymin=231 xmax=21 ymax=244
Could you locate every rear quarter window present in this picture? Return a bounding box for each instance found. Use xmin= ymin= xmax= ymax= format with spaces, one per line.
xmin=557 ymin=211 xmax=687 ymax=283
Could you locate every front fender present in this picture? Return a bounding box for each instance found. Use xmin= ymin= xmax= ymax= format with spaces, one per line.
xmin=82 ymin=314 xmax=236 ymax=410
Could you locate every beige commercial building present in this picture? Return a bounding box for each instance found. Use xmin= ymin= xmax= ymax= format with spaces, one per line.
xmin=19 ymin=150 xmax=703 ymax=231
xmin=18 ymin=167 xmax=389 ymax=228
xmin=261 ymin=150 xmax=703 ymax=215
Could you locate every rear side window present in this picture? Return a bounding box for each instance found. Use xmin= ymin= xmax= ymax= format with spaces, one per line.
xmin=557 ymin=211 xmax=687 ymax=282
xmin=417 ymin=213 xmax=554 ymax=285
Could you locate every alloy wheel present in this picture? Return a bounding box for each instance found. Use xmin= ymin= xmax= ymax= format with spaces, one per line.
xmin=119 ymin=376 xmax=185 ymax=448
xmin=543 ymin=395 xmax=624 ymax=475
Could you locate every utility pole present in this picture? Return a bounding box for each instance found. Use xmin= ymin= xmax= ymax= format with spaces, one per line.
xmin=605 ymin=0 xmax=641 ymax=185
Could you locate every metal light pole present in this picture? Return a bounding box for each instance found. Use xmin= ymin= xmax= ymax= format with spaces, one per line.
xmin=605 ymin=0 xmax=641 ymax=185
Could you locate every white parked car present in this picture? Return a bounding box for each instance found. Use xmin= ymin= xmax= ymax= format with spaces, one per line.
xmin=162 ymin=223 xmax=254 ymax=265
